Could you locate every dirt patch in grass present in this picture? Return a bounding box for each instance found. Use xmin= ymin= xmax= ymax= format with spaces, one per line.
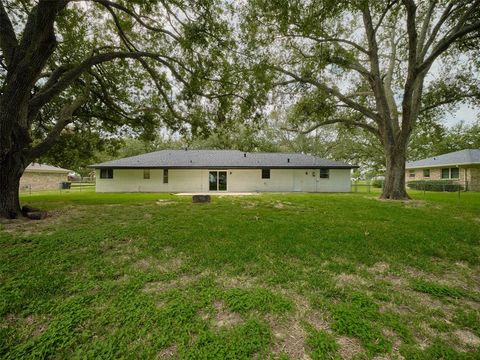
xmin=337 ymin=336 xmax=364 ymax=359
xmin=142 ymin=273 xmax=201 ymax=294
xmin=4 ymin=313 xmax=50 ymax=338
xmin=335 ymin=273 xmax=369 ymax=287
xmin=0 ymin=205 xmax=85 ymax=235
xmin=155 ymin=200 xmax=177 ymax=206
xmin=241 ymin=201 xmax=258 ymax=209
xmin=157 ymin=344 xmax=177 ymax=359
xmin=212 ymin=300 xmax=243 ymax=328
xmin=269 ymin=317 xmax=308 ymax=359
xmin=132 ymin=256 xmax=184 ymax=272
xmin=217 ymin=274 xmax=258 ymax=289
xmin=454 ymin=329 xmax=480 ymax=348
xmin=368 ymin=262 xmax=390 ymax=274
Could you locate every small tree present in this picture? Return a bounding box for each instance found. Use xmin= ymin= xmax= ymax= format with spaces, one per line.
xmin=0 ymin=0 xmax=245 ymax=218
xmin=244 ymin=0 xmax=480 ymax=199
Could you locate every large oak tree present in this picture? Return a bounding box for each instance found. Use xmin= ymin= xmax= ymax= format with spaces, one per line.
xmin=0 ymin=0 xmax=251 ymax=218
xmin=243 ymin=0 xmax=480 ymax=199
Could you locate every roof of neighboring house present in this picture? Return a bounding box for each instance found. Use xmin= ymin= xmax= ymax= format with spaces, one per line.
xmin=406 ymin=149 xmax=480 ymax=169
xmin=90 ymin=150 xmax=357 ymax=169
xmin=24 ymin=163 xmax=71 ymax=174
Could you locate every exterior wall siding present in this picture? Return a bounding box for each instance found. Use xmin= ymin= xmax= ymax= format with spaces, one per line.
xmin=95 ymin=168 xmax=352 ymax=193
xmin=405 ymin=166 xmax=480 ymax=191
xmin=20 ymin=172 xmax=68 ymax=191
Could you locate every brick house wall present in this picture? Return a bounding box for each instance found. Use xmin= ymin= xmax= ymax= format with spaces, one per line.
xmin=467 ymin=167 xmax=480 ymax=191
xmin=405 ymin=166 xmax=480 ymax=191
xmin=20 ymin=172 xmax=68 ymax=191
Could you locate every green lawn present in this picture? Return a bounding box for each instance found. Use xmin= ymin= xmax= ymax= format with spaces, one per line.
xmin=1 ymin=190 xmax=479 ymax=359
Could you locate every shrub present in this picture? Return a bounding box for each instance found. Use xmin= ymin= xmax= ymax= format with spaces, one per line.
xmin=407 ymin=180 xmax=463 ymax=192
xmin=371 ymin=179 xmax=383 ymax=188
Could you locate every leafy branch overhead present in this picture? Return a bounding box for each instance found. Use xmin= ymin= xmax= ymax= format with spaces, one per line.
xmin=0 ymin=0 xmax=252 ymax=162
xmin=243 ymin=0 xmax=480 ymax=199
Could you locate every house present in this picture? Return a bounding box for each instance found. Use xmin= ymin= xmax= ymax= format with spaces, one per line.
xmin=91 ymin=150 xmax=357 ymax=193
xmin=20 ymin=163 xmax=71 ymax=191
xmin=405 ymin=149 xmax=480 ymax=191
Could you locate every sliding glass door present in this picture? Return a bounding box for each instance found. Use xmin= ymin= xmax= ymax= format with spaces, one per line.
xmin=209 ymin=171 xmax=227 ymax=191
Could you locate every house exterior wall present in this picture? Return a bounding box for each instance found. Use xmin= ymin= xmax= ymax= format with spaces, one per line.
xmin=467 ymin=167 xmax=480 ymax=191
xmin=20 ymin=172 xmax=68 ymax=191
xmin=95 ymin=168 xmax=352 ymax=193
xmin=405 ymin=166 xmax=480 ymax=191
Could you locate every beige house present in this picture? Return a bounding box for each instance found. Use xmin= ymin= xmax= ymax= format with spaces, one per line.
xmin=92 ymin=150 xmax=357 ymax=193
xmin=405 ymin=149 xmax=480 ymax=191
xmin=20 ymin=163 xmax=71 ymax=191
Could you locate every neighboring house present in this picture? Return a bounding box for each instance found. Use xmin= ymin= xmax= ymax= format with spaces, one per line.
xmin=20 ymin=163 xmax=71 ymax=191
xmin=91 ymin=150 xmax=357 ymax=193
xmin=405 ymin=149 xmax=480 ymax=191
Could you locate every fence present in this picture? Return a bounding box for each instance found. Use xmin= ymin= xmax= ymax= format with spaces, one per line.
xmin=20 ymin=179 xmax=95 ymax=194
xmin=351 ymin=181 xmax=379 ymax=193
xmin=352 ymin=179 xmax=474 ymax=196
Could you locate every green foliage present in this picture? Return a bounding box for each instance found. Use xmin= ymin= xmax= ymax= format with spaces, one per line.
xmin=182 ymin=319 xmax=271 ymax=359
xmin=222 ymin=288 xmax=293 ymax=314
xmin=407 ymin=180 xmax=463 ymax=192
xmin=305 ymin=329 xmax=340 ymax=360
xmin=454 ymin=309 xmax=480 ymax=336
xmin=411 ymin=280 xmax=466 ymax=299
xmin=1 ymin=191 xmax=480 ymax=357
xmin=371 ymin=179 xmax=383 ymax=188
xmin=330 ymin=292 xmax=391 ymax=356
xmin=400 ymin=339 xmax=478 ymax=360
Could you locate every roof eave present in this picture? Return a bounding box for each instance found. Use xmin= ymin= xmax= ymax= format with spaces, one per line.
xmin=405 ymin=162 xmax=479 ymax=169
xmin=89 ymin=165 xmax=358 ymax=169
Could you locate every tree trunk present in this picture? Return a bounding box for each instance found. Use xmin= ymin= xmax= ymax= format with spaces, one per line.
xmin=381 ymin=144 xmax=410 ymax=200
xmin=0 ymin=153 xmax=24 ymax=219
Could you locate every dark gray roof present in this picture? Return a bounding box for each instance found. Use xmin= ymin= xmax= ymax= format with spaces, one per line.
xmin=91 ymin=150 xmax=357 ymax=169
xmin=25 ymin=163 xmax=71 ymax=173
xmin=406 ymin=149 xmax=480 ymax=169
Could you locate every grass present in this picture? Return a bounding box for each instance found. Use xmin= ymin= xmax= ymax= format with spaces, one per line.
xmin=0 ymin=189 xmax=479 ymax=358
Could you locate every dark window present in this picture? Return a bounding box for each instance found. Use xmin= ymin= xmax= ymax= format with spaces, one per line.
xmin=163 ymin=169 xmax=168 ymax=184
xmin=143 ymin=169 xmax=150 ymax=179
xmin=441 ymin=168 xmax=450 ymax=179
xmin=100 ymin=168 xmax=113 ymax=179
xmin=450 ymin=167 xmax=459 ymax=179
xmin=262 ymin=169 xmax=270 ymax=179
xmin=423 ymin=169 xmax=430 ymax=178
xmin=409 ymin=170 xmax=415 ymax=178
xmin=320 ymin=168 xmax=329 ymax=179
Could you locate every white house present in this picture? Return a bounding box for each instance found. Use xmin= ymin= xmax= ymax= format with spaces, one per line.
xmin=91 ymin=150 xmax=357 ymax=193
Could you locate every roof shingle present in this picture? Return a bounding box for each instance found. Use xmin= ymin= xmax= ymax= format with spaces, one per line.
xmin=91 ymin=150 xmax=357 ymax=169
xmin=406 ymin=149 xmax=480 ymax=169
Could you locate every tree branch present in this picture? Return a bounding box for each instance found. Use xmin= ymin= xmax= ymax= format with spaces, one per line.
xmin=286 ymin=34 xmax=369 ymax=55
xmin=283 ymin=116 xmax=380 ymax=137
xmin=28 ymin=78 xmax=92 ymax=160
xmin=28 ymin=51 xmax=175 ymax=119
xmin=271 ymin=65 xmax=382 ymax=124
xmin=0 ymin=0 xmax=18 ymax=67
xmin=91 ymin=0 xmax=181 ymax=42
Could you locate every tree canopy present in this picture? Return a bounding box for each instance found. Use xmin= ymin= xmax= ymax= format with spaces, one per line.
xmin=241 ymin=0 xmax=480 ymax=198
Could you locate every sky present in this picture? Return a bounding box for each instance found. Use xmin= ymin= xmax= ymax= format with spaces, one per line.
xmin=444 ymin=104 xmax=479 ymax=127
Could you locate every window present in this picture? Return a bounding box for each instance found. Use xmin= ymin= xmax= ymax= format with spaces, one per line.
xmin=100 ymin=168 xmax=113 ymax=179
xmin=409 ymin=170 xmax=415 ymax=178
xmin=163 ymin=169 xmax=168 ymax=184
xmin=441 ymin=168 xmax=449 ymax=179
xmin=261 ymin=168 xmax=270 ymax=179
xmin=143 ymin=169 xmax=150 ymax=179
xmin=450 ymin=167 xmax=459 ymax=179
xmin=320 ymin=168 xmax=329 ymax=179
xmin=423 ymin=169 xmax=430 ymax=178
